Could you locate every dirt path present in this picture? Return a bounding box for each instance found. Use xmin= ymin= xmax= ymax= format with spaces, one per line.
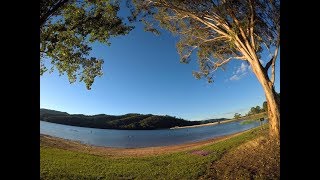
xmin=40 ymin=130 xmax=249 ymax=158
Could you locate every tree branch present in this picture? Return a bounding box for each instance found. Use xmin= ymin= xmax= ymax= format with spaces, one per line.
xmin=270 ymin=37 xmax=280 ymax=85
xmin=213 ymin=56 xmax=246 ymax=70
xmin=203 ymin=12 xmax=255 ymax=63
xmin=40 ymin=0 xmax=70 ymax=27
xmin=149 ymin=1 xmax=254 ymax=64
xmin=200 ymin=35 xmax=228 ymax=43
xmin=264 ymin=56 xmax=273 ymax=72
xmin=249 ymin=0 xmax=255 ymax=50
xmin=163 ymin=15 xmax=188 ymax=21
xmin=152 ymin=1 xmax=231 ymax=37
xmin=181 ymin=45 xmax=198 ymax=63
xmin=181 ymin=26 xmax=210 ymax=35
xmin=229 ymin=10 xmax=258 ymax=61
xmin=264 ymin=33 xmax=280 ymax=85
xmin=203 ymin=16 xmax=254 ymax=62
xmin=224 ymin=2 xmax=262 ymax=64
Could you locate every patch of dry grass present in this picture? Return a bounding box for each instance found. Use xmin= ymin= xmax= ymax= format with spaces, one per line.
xmin=201 ymin=129 xmax=280 ymax=180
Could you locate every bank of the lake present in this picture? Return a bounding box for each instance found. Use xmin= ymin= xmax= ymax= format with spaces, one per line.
xmin=41 ymin=124 xmax=279 ymax=179
xmin=171 ymin=112 xmax=267 ymax=129
xmin=170 ymin=118 xmax=241 ymax=129
xmin=40 ymin=129 xmax=248 ymax=157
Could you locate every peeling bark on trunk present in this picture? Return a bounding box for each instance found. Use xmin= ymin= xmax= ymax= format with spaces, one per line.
xmin=250 ymin=61 xmax=280 ymax=141
xmin=265 ymin=85 xmax=280 ymax=139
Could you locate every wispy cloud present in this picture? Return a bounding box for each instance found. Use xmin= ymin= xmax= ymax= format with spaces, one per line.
xmin=230 ymin=74 xmax=240 ymax=81
xmin=229 ymin=62 xmax=249 ymax=81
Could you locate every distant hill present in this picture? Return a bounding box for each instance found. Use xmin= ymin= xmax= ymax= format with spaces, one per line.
xmin=40 ymin=108 xmax=228 ymax=130
xmin=40 ymin=108 xmax=198 ymax=130
xmin=40 ymin=108 xmax=69 ymax=116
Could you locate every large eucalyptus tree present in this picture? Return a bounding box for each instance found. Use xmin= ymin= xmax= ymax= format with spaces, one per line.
xmin=130 ymin=0 xmax=280 ymax=139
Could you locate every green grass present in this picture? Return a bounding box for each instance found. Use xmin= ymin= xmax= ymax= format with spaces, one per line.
xmin=242 ymin=112 xmax=267 ymax=121
xmin=40 ymin=127 xmax=264 ymax=180
xmin=240 ymin=119 xmax=257 ymax=125
xmin=239 ymin=112 xmax=267 ymax=125
xmin=225 ymin=112 xmax=267 ymax=125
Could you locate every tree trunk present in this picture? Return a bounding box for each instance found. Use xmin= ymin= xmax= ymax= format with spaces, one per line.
xmin=250 ymin=61 xmax=280 ymax=141
xmin=265 ymin=85 xmax=280 ymax=140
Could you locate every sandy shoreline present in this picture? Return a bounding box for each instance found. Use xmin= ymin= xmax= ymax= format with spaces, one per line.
xmin=171 ymin=112 xmax=266 ymax=129
xmin=40 ymin=129 xmax=252 ymax=157
xmin=170 ymin=118 xmax=242 ymax=129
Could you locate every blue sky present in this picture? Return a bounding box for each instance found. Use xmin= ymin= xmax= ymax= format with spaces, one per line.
xmin=40 ymin=6 xmax=280 ymax=121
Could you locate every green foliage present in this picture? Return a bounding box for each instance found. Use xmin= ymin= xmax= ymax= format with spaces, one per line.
xmin=247 ymin=105 xmax=263 ymax=115
xmin=252 ymin=112 xmax=267 ymax=119
xmin=263 ymin=101 xmax=268 ymax=112
xmin=40 ymin=0 xmax=133 ymax=89
xmin=41 ymin=126 xmax=264 ymax=179
xmin=240 ymin=119 xmax=256 ymax=125
xmin=255 ymin=106 xmax=261 ymax=113
xmin=129 ymin=0 xmax=280 ymax=83
xmin=234 ymin=113 xmax=241 ymax=119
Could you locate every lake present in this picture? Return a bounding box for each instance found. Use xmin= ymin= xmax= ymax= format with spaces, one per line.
xmin=40 ymin=120 xmax=266 ymax=148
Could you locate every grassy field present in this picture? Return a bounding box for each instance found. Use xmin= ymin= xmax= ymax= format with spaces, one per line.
xmin=40 ymin=126 xmax=270 ymax=180
xmin=242 ymin=112 xmax=267 ymax=120
xmin=239 ymin=112 xmax=267 ymax=125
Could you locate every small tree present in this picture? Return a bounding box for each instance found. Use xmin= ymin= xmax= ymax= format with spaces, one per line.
xmin=255 ymin=106 xmax=261 ymax=113
xmin=263 ymin=101 xmax=268 ymax=112
xmin=249 ymin=107 xmax=256 ymax=115
xmin=40 ymin=0 xmax=133 ymax=89
xmin=130 ymin=0 xmax=280 ymax=140
xmin=234 ymin=113 xmax=241 ymax=119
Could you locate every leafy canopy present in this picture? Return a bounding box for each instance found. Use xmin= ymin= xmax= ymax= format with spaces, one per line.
xmin=40 ymin=0 xmax=133 ymax=89
xmin=129 ymin=0 xmax=280 ymax=83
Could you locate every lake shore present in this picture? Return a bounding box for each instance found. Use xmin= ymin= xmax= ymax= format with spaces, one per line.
xmin=41 ymin=126 xmax=277 ymax=179
xmin=170 ymin=118 xmax=242 ymax=129
xmin=170 ymin=112 xmax=267 ymax=129
xmin=40 ymin=129 xmax=252 ymax=157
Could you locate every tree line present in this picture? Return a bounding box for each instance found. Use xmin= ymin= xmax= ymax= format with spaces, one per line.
xmin=234 ymin=93 xmax=279 ymax=119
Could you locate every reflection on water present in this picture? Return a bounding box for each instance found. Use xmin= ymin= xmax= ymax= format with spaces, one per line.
xmin=40 ymin=120 xmax=266 ymax=148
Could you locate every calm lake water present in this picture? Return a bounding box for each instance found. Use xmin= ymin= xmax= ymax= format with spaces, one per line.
xmin=40 ymin=120 xmax=266 ymax=148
